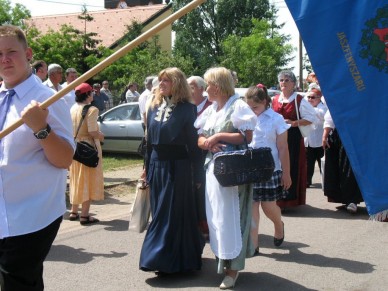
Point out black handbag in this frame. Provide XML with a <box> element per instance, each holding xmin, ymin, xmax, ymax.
<box><xmin>73</xmin><ymin>105</ymin><xmax>99</xmax><ymax>168</ymax></box>
<box><xmin>137</xmin><ymin>136</ymin><xmax>147</xmax><ymax>157</ymax></box>
<box><xmin>213</xmin><ymin>133</ymin><xmax>275</xmax><ymax>187</ymax></box>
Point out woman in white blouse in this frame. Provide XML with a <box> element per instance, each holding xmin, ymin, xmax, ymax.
<box><xmin>195</xmin><ymin>67</ymin><xmax>257</xmax><ymax>289</ymax></box>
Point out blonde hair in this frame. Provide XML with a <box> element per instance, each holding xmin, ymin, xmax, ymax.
<box><xmin>0</xmin><ymin>25</ymin><xmax>28</xmax><ymax>48</ymax></box>
<box><xmin>151</xmin><ymin>67</ymin><xmax>191</xmax><ymax>108</ymax></box>
<box><xmin>204</xmin><ymin>67</ymin><xmax>235</xmax><ymax>97</ymax></box>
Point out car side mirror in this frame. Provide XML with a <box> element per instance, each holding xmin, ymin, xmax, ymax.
<box><xmin>98</xmin><ymin>115</ymin><xmax>103</xmax><ymax>123</ymax></box>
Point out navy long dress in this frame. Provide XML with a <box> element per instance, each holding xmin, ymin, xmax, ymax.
<box><xmin>139</xmin><ymin>98</ymin><xmax>205</xmax><ymax>273</ymax></box>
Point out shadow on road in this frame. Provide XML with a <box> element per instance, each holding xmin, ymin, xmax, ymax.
<box><xmin>47</xmin><ymin>244</ymin><xmax>127</xmax><ymax>264</ymax></box>
<box><xmin>98</xmin><ymin>219</ymin><xmax>129</xmax><ymax>232</ymax></box>
<box><xmin>282</xmin><ymin>204</ymin><xmax>369</xmax><ymax>220</ymax></box>
<box><xmin>257</xmin><ymin>239</ymin><xmax>375</xmax><ymax>274</ymax></box>
<box><xmin>144</xmin><ymin>257</ymin><xmax>316</xmax><ymax>290</ymax></box>
<box><xmin>94</xmin><ymin>192</ymin><xmax>131</xmax><ymax>206</ymax></box>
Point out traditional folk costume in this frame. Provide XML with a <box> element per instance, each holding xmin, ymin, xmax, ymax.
<box><xmin>195</xmin><ymin>95</ymin><xmax>257</xmax><ymax>273</ymax></box>
<box><xmin>323</xmin><ymin>110</ymin><xmax>363</xmax><ymax>206</ymax></box>
<box><xmin>272</xmin><ymin>92</ymin><xmax>316</xmax><ymax>208</ymax></box>
<box><xmin>140</xmin><ymin>97</ymin><xmax>204</xmax><ymax>273</ymax></box>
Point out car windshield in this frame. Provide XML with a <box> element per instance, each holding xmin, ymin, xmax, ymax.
<box><xmin>103</xmin><ymin>105</ymin><xmax>138</xmax><ymax>121</ymax></box>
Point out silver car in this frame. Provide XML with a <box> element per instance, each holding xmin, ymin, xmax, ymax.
<box><xmin>235</xmin><ymin>87</ymin><xmax>280</xmax><ymax>98</ymax></box>
<box><xmin>98</xmin><ymin>102</ymin><xmax>144</xmax><ymax>154</ymax></box>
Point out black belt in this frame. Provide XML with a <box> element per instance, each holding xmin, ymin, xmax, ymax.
<box><xmin>152</xmin><ymin>144</ymin><xmax>189</xmax><ymax>160</ymax></box>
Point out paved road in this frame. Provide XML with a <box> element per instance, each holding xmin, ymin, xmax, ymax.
<box><xmin>44</xmin><ymin>166</ymin><xmax>387</xmax><ymax>291</ymax></box>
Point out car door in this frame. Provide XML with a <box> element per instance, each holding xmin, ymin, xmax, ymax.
<box><xmin>98</xmin><ymin>104</ymin><xmax>143</xmax><ymax>153</ymax></box>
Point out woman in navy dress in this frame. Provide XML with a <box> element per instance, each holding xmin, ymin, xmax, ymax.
<box><xmin>139</xmin><ymin>67</ymin><xmax>204</xmax><ymax>274</ymax></box>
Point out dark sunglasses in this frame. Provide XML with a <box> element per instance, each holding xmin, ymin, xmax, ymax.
<box><xmin>307</xmin><ymin>96</ymin><xmax>319</xmax><ymax>100</ymax></box>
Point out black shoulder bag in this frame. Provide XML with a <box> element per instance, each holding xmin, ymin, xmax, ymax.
<box><xmin>73</xmin><ymin>105</ymin><xmax>99</xmax><ymax>168</ymax></box>
<box><xmin>213</xmin><ymin>132</ymin><xmax>275</xmax><ymax>187</ymax></box>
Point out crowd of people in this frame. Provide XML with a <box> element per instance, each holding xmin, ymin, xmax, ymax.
<box><xmin>0</xmin><ymin>24</ymin><xmax>372</xmax><ymax>291</ymax></box>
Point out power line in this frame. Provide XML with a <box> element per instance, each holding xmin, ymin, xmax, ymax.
<box><xmin>34</xmin><ymin>0</ymin><xmax>103</xmax><ymax>8</ymax></box>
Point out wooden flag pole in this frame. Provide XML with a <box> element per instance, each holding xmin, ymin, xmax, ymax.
<box><xmin>0</xmin><ymin>0</ymin><xmax>206</xmax><ymax>139</ymax></box>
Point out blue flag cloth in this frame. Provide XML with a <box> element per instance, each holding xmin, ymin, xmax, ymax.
<box><xmin>284</xmin><ymin>0</ymin><xmax>388</xmax><ymax>220</ymax></box>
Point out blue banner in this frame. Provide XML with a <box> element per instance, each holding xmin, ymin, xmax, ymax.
<box><xmin>284</xmin><ymin>0</ymin><xmax>388</xmax><ymax>218</ymax></box>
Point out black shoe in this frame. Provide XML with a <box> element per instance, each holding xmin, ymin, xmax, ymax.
<box><xmin>253</xmin><ymin>247</ymin><xmax>260</xmax><ymax>256</ymax></box>
<box><xmin>80</xmin><ymin>216</ymin><xmax>99</xmax><ymax>225</ymax></box>
<box><xmin>274</xmin><ymin>222</ymin><xmax>284</xmax><ymax>247</ymax></box>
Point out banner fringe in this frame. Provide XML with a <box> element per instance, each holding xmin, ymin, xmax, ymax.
<box><xmin>369</xmin><ymin>209</ymin><xmax>388</xmax><ymax>222</ymax></box>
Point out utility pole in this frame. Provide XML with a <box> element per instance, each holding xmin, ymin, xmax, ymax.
<box><xmin>299</xmin><ymin>34</ymin><xmax>303</xmax><ymax>91</ymax></box>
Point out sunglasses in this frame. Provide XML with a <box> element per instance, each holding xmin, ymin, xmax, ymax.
<box><xmin>307</xmin><ymin>96</ymin><xmax>319</xmax><ymax>100</ymax></box>
<box><xmin>279</xmin><ymin>79</ymin><xmax>290</xmax><ymax>83</ymax></box>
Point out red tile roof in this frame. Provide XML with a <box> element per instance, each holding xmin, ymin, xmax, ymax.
<box><xmin>26</xmin><ymin>4</ymin><xmax>167</xmax><ymax>48</ymax></box>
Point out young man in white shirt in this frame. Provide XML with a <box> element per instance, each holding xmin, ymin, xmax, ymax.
<box><xmin>0</xmin><ymin>25</ymin><xmax>75</xmax><ymax>290</ymax></box>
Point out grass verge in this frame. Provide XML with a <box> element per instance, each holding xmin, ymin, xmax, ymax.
<box><xmin>102</xmin><ymin>152</ymin><xmax>143</xmax><ymax>172</ymax></box>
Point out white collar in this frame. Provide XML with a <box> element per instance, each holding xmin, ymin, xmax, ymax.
<box><xmin>278</xmin><ymin>92</ymin><xmax>297</xmax><ymax>103</ymax></box>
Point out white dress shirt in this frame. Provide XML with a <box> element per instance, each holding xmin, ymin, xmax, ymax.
<box><xmin>61</xmin><ymin>82</ymin><xmax>76</xmax><ymax>110</ymax></box>
<box><xmin>304</xmin><ymin>102</ymin><xmax>328</xmax><ymax>148</ymax></box>
<box><xmin>0</xmin><ymin>74</ymin><xmax>75</xmax><ymax>238</ymax></box>
<box><xmin>323</xmin><ymin>110</ymin><xmax>335</xmax><ymax>129</ymax></box>
<box><xmin>43</xmin><ymin>78</ymin><xmax>63</xmax><ymax>92</ymax></box>
<box><xmin>196</xmin><ymin>97</ymin><xmax>209</xmax><ymax>114</ymax></box>
<box><xmin>138</xmin><ymin>89</ymin><xmax>151</xmax><ymax>115</ymax></box>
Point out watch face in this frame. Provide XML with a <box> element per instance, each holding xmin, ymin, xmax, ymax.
<box><xmin>34</xmin><ymin>124</ymin><xmax>51</xmax><ymax>139</ymax></box>
<box><xmin>37</xmin><ymin>131</ymin><xmax>49</xmax><ymax>139</ymax></box>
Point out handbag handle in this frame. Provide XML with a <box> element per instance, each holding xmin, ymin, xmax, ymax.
<box><xmin>239</xmin><ymin>130</ymin><xmax>250</xmax><ymax>149</ymax></box>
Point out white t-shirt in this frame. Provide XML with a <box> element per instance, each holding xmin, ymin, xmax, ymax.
<box><xmin>126</xmin><ymin>90</ymin><xmax>140</xmax><ymax>103</ymax></box>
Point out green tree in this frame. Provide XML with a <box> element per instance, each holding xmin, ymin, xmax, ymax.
<box><xmin>27</xmin><ymin>24</ymin><xmax>93</xmax><ymax>73</ymax></box>
<box><xmin>303</xmin><ymin>52</ymin><xmax>313</xmax><ymax>74</ymax></box>
<box><xmin>73</xmin><ymin>6</ymin><xmax>102</xmax><ymax>73</ymax></box>
<box><xmin>87</xmin><ymin>35</ymin><xmax>195</xmax><ymax>103</ymax></box>
<box><xmin>25</xmin><ymin>12</ymin><xmax>194</xmax><ymax>104</ymax></box>
<box><xmin>172</xmin><ymin>0</ymin><xmax>274</xmax><ymax>74</ymax></box>
<box><xmin>0</xmin><ymin>0</ymin><xmax>30</xmax><ymax>27</ymax></box>
<box><xmin>221</xmin><ymin>19</ymin><xmax>294</xmax><ymax>87</ymax></box>
<box><xmin>82</xmin><ymin>21</ymin><xmax>194</xmax><ymax>104</ymax></box>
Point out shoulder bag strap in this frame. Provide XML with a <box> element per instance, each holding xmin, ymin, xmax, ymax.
<box><xmin>294</xmin><ymin>95</ymin><xmax>304</xmax><ymax>121</ymax></box>
<box><xmin>74</xmin><ymin>104</ymin><xmax>92</xmax><ymax>139</ymax></box>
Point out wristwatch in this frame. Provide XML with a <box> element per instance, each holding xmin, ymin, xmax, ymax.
<box><xmin>34</xmin><ymin>124</ymin><xmax>51</xmax><ymax>139</ymax></box>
